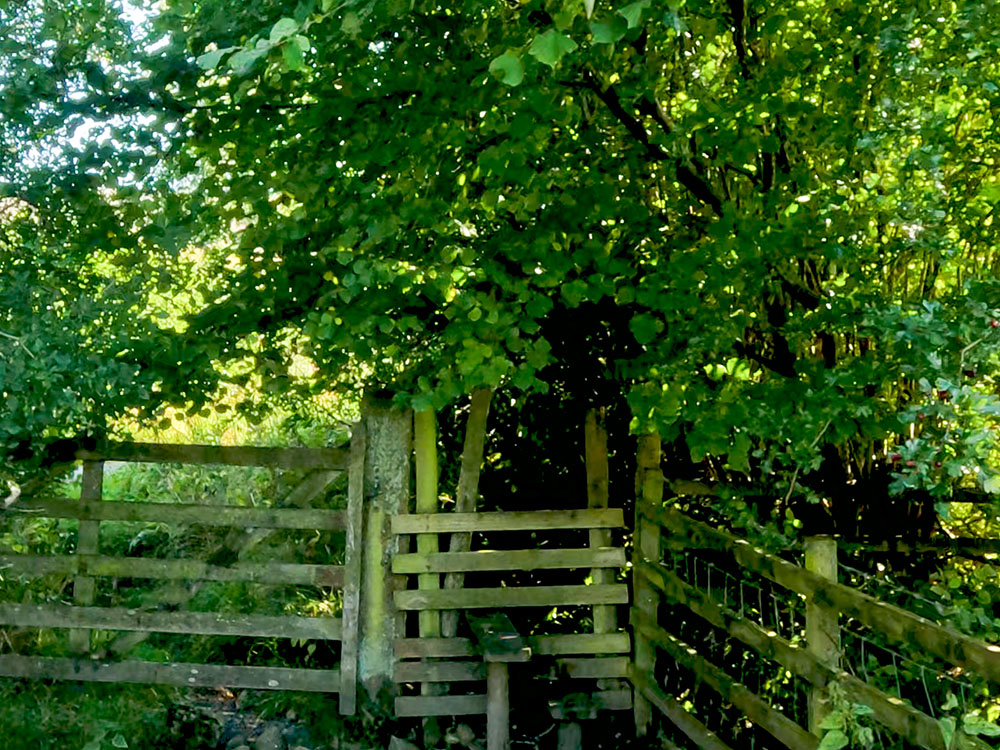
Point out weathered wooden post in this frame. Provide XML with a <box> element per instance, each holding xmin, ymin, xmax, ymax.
<box><xmin>585</xmin><ymin>409</ymin><xmax>615</xmax><ymax>636</ymax></box>
<box><xmin>71</xmin><ymin>459</ymin><xmax>103</xmax><ymax>652</ymax></box>
<box><xmin>339</xmin><ymin>421</ymin><xmax>366</xmax><ymax>715</ymax></box>
<box><xmin>632</xmin><ymin>433</ymin><xmax>662</xmax><ymax>736</ymax></box>
<box><xmin>805</xmin><ymin>535</ymin><xmax>840</xmax><ymax>734</ymax></box>
<box><xmin>413</xmin><ymin>407</ymin><xmax>442</xmax><ymax>744</ymax></box>
<box><xmin>358</xmin><ymin>393</ymin><xmax>412</xmax><ymax>704</ymax></box>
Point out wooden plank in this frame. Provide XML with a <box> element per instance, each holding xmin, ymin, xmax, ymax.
<box><xmin>633</xmin><ymin>433</ymin><xmax>662</xmax><ymax>735</ymax></box>
<box><xmin>394</xmin><ymin>509</ymin><xmax>625</xmax><ymax>535</ymax></box>
<box><xmin>396</xmin><ymin>585</ymin><xmax>628</xmax><ymax>611</ymax></box>
<box><xmin>77</xmin><ymin>442</ymin><xmax>349</xmax><ymax>470</ymax></box>
<box><xmin>0</xmin><ymin>603</ymin><xmax>341</xmax><ymax>640</ymax></box>
<box><xmin>338</xmin><ymin>421</ymin><xmax>365</xmax><ymax>715</ymax></box>
<box><xmin>0</xmin><ymin>554</ymin><xmax>344</xmax><ymax>587</ymax></box>
<box><xmin>649</xmin><ymin>505</ymin><xmax>1000</xmax><ymax>683</ymax></box>
<box><xmin>395</xmin><ymin>694</ymin><xmax>488</xmax><ymax>717</ymax></box>
<box><xmin>395</xmin><ymin>638</ymin><xmax>477</xmax><ymax>659</ymax></box>
<box><xmin>547</xmin><ymin>690</ymin><xmax>633</xmax><ymax>719</ymax></box>
<box><xmin>635</xmin><ymin>561</ymin><xmax>993</xmax><ymax>750</ymax></box>
<box><xmin>530</xmin><ymin>633</ymin><xmax>631</xmax><ymax>655</ymax></box>
<box><xmin>634</xmin><ymin>614</ymin><xmax>819</xmax><ymax>750</ymax></box>
<box><xmin>393</xmin><ymin>548</ymin><xmax>626</xmax><ymax>574</ymax></box>
<box><xmin>72</xmin><ymin>460</ymin><xmax>102</xmax><ymax>652</ymax></box>
<box><xmin>467</xmin><ymin>612</ymin><xmax>530</xmax><ymax>662</ymax></box>
<box><xmin>13</xmin><ymin>499</ymin><xmax>346</xmax><ymax>530</ymax></box>
<box><xmin>548</xmin><ymin>657</ymin><xmax>630</xmax><ymax>680</ymax></box>
<box><xmin>395</xmin><ymin>633</ymin><xmax>631</xmax><ymax>659</ymax></box>
<box><xmin>0</xmin><ymin>654</ymin><xmax>340</xmax><ymax>692</ymax></box>
<box><xmin>394</xmin><ymin>661</ymin><xmax>486</xmax><ymax>683</ymax></box>
<box><xmin>630</xmin><ymin>669</ymin><xmax>735</xmax><ymax>750</ymax></box>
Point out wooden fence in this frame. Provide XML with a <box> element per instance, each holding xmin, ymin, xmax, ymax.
<box><xmin>0</xmin><ymin>438</ymin><xmax>365</xmax><ymax>715</ymax></box>
<box><xmin>389</xmin><ymin>407</ymin><xmax>633</xmax><ymax>726</ymax></box>
<box><xmin>631</xmin><ymin>438</ymin><xmax>1000</xmax><ymax>750</ymax></box>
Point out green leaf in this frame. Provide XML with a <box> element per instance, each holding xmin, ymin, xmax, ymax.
<box><xmin>269</xmin><ymin>17</ymin><xmax>299</xmax><ymax>43</ymax></box>
<box><xmin>528</xmin><ymin>30</ymin><xmax>578</xmax><ymax>68</ymax></box>
<box><xmin>939</xmin><ymin>717</ymin><xmax>956</xmax><ymax>749</ymax></box>
<box><xmin>590</xmin><ymin>16</ymin><xmax>628</xmax><ymax>44</ymax></box>
<box><xmin>983</xmin><ymin>473</ymin><xmax>1000</xmax><ymax>494</ymax></box>
<box><xmin>342</xmin><ymin>11</ymin><xmax>362</xmax><ymax>37</ymax></box>
<box><xmin>618</xmin><ymin>0</ymin><xmax>651</xmax><ymax>28</ymax></box>
<box><xmin>488</xmin><ymin>52</ymin><xmax>524</xmax><ymax>86</ymax></box>
<box><xmin>584</xmin><ymin>0</ymin><xmax>596</xmax><ymax>17</ymax></box>
<box><xmin>963</xmin><ymin>713</ymin><xmax>1000</xmax><ymax>737</ymax></box>
<box><xmin>817</xmin><ymin>730</ymin><xmax>849</xmax><ymax>750</ymax></box>
<box><xmin>196</xmin><ymin>47</ymin><xmax>237</xmax><ymax>70</ymax></box>
<box><xmin>111</xmin><ymin>734</ymin><xmax>129</xmax><ymax>749</ymax></box>
<box><xmin>630</xmin><ymin>314</ymin><xmax>662</xmax><ymax>345</ymax></box>
<box><xmin>228</xmin><ymin>46</ymin><xmax>269</xmax><ymax>76</ymax></box>
<box><xmin>282</xmin><ymin>36</ymin><xmax>309</xmax><ymax>70</ymax></box>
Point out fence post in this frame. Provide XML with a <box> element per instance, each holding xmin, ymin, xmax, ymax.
<box><xmin>633</xmin><ymin>432</ymin><xmax>662</xmax><ymax>736</ymax></box>
<box><xmin>339</xmin><ymin>421</ymin><xmax>366</xmax><ymax>715</ymax></box>
<box><xmin>585</xmin><ymin>409</ymin><xmax>616</xmax><ymax>636</ymax></box>
<box><xmin>805</xmin><ymin>535</ymin><xmax>840</xmax><ymax>734</ymax></box>
<box><xmin>71</xmin><ymin>460</ymin><xmax>103</xmax><ymax>652</ymax></box>
<box><xmin>413</xmin><ymin>407</ymin><xmax>443</xmax><ymax>744</ymax></box>
<box><xmin>358</xmin><ymin>393</ymin><xmax>412</xmax><ymax>705</ymax></box>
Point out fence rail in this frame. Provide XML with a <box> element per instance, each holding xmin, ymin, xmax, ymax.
<box><xmin>0</xmin><ymin>440</ymin><xmax>361</xmax><ymax>712</ymax></box>
<box><xmin>632</xmin><ymin>480</ymin><xmax>1000</xmax><ymax>750</ymax></box>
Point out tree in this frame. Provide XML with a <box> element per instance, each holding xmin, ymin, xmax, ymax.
<box><xmin>3</xmin><ymin>0</ymin><xmax>1000</xmax><ymax>535</ymax></box>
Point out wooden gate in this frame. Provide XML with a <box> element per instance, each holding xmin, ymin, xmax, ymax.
<box><xmin>0</xmin><ymin>436</ymin><xmax>365</xmax><ymax>715</ymax></box>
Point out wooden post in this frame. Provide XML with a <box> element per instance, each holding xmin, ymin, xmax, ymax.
<box><xmin>339</xmin><ymin>422</ymin><xmax>366</xmax><ymax>715</ymax></box>
<box><xmin>585</xmin><ymin>409</ymin><xmax>615</xmax><ymax>636</ymax></box>
<box><xmin>441</xmin><ymin>388</ymin><xmax>493</xmax><ymax>638</ymax></box>
<box><xmin>633</xmin><ymin>433</ymin><xmax>662</xmax><ymax>736</ymax></box>
<box><xmin>358</xmin><ymin>394</ymin><xmax>411</xmax><ymax>703</ymax></box>
<box><xmin>414</xmin><ymin>408</ymin><xmax>442</xmax><ymax>744</ymax></box>
<box><xmin>805</xmin><ymin>535</ymin><xmax>840</xmax><ymax>734</ymax></box>
<box><xmin>71</xmin><ymin>460</ymin><xmax>103</xmax><ymax>652</ymax></box>
<box><xmin>486</xmin><ymin>662</ymin><xmax>510</xmax><ymax>750</ymax></box>
<box><xmin>414</xmin><ymin>408</ymin><xmax>441</xmax><ymax>641</ymax></box>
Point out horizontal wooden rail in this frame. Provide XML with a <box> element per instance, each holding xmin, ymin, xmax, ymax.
<box><xmin>392</xmin><ymin>509</ymin><xmax>624</xmax><ymax>535</ymax></box>
<box><xmin>0</xmin><ymin>554</ymin><xmax>344</xmax><ymax>587</ymax></box>
<box><xmin>633</xmin><ymin>611</ymin><xmax>819</xmax><ymax>750</ymax></box>
<box><xmin>395</xmin><ymin>584</ymin><xmax>628</xmax><ymax>610</ymax></box>
<box><xmin>0</xmin><ymin>655</ymin><xmax>340</xmax><ymax>691</ymax></box>
<box><xmin>395</xmin><ymin>661</ymin><xmax>485</xmax><ymax>683</ymax></box>
<box><xmin>0</xmin><ymin>603</ymin><xmax>342</xmax><ymax>641</ymax></box>
<box><xmin>636</xmin><ymin>559</ymin><xmax>993</xmax><ymax>750</ymax></box>
<box><xmin>395</xmin><ymin>632</ymin><xmax>631</xmax><ymax>659</ymax></box>
<box><xmin>396</xmin><ymin>694</ymin><xmax>488</xmax><ymax>717</ymax></box>
<box><xmin>12</xmin><ymin>499</ymin><xmax>346</xmax><ymax>530</ymax></box>
<box><xmin>393</xmin><ymin>656</ymin><xmax>629</xmax><ymax>684</ymax></box>
<box><xmin>630</xmin><ymin>669</ymin><xmax>735</xmax><ymax>750</ymax></box>
<box><xmin>77</xmin><ymin>442</ymin><xmax>349</xmax><ymax>470</ymax></box>
<box><xmin>547</xmin><ymin>656</ymin><xmax>630</xmax><ymax>679</ymax></box>
<box><xmin>392</xmin><ymin>547</ymin><xmax>625</xmax><ymax>574</ymax></box>
<box><xmin>647</xmin><ymin>505</ymin><xmax>1000</xmax><ymax>683</ymax></box>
